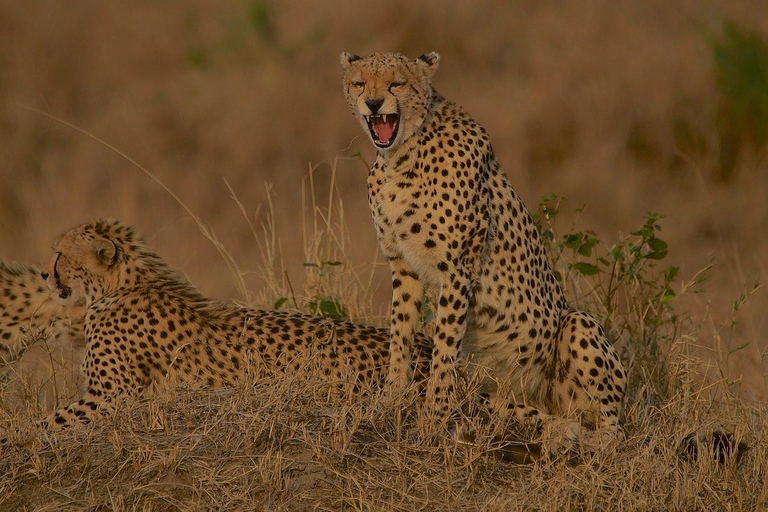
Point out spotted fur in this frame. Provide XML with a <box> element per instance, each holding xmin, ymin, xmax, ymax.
<box><xmin>341</xmin><ymin>52</ymin><xmax>626</xmax><ymax>441</ymax></box>
<box><xmin>40</xmin><ymin>219</ymin><xmax>431</xmax><ymax>427</ymax></box>
<box><xmin>0</xmin><ymin>262</ymin><xmax>84</xmax><ymax>367</ymax></box>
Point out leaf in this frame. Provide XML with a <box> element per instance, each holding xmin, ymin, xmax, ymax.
<box><xmin>644</xmin><ymin>249</ymin><xmax>668</xmax><ymax>260</ymax></box>
<box><xmin>318</xmin><ymin>298</ymin><xmax>348</xmax><ymax>319</ymax></box>
<box><xmin>728</xmin><ymin>342</ymin><xmax>750</xmax><ymax>355</ymax></box>
<box><xmin>310</xmin><ymin>295</ymin><xmax>348</xmax><ymax>320</ymax></box>
<box><xmin>303</xmin><ymin>262</ymin><xmax>319</xmax><ymax>268</ymax></box>
<box><xmin>322</xmin><ymin>260</ymin><xmax>342</xmax><ymax>267</ymax></box>
<box><xmin>564</xmin><ymin>233</ymin><xmax>583</xmax><ymax>250</ymax></box>
<box><xmin>421</xmin><ymin>307</ymin><xmax>435</xmax><ymax>326</ymax></box>
<box><xmin>578</xmin><ymin>238</ymin><xmax>598</xmax><ymax>257</ymax></box>
<box><xmin>274</xmin><ymin>297</ymin><xmax>288</xmax><ymax>309</ymax></box>
<box><xmin>543</xmin><ymin>206</ymin><xmax>557</xmax><ymax>217</ymax></box>
<box><xmin>647</xmin><ymin>237</ymin><xmax>668</xmax><ymax>252</ymax></box>
<box><xmin>665</xmin><ymin>266</ymin><xmax>680</xmax><ymax>282</ymax></box>
<box><xmin>572</xmin><ymin>262</ymin><xmax>599</xmax><ymax>276</ymax></box>
<box><xmin>564</xmin><ymin>232</ymin><xmax>598</xmax><ymax>257</ymax></box>
<box><xmin>609</xmin><ymin>245</ymin><xmax>625</xmax><ymax>261</ymax></box>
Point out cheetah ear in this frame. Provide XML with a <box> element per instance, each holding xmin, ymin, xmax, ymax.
<box><xmin>340</xmin><ymin>52</ymin><xmax>361</xmax><ymax>69</ymax></box>
<box><xmin>91</xmin><ymin>237</ymin><xmax>117</xmax><ymax>267</ymax></box>
<box><xmin>415</xmin><ymin>52</ymin><xmax>440</xmax><ymax>77</ymax></box>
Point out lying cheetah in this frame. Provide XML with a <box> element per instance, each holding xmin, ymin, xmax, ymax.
<box><xmin>40</xmin><ymin>218</ymin><xmax>431</xmax><ymax>427</ymax></box>
<box><xmin>341</xmin><ymin>52</ymin><xmax>626</xmax><ymax>441</ymax></box>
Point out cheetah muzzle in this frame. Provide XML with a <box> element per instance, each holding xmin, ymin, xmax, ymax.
<box><xmin>40</xmin><ymin>255</ymin><xmax>73</xmax><ymax>301</ymax></box>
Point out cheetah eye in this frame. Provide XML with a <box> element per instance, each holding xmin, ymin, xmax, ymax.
<box><xmin>352</xmin><ymin>81</ymin><xmax>365</xmax><ymax>89</ymax></box>
<box><xmin>389</xmin><ymin>81</ymin><xmax>406</xmax><ymax>90</ymax></box>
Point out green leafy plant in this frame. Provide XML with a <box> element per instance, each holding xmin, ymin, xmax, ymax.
<box><xmin>307</xmin><ymin>295</ymin><xmax>348</xmax><ymax>320</ymax></box>
<box><xmin>183</xmin><ymin>9</ymin><xmax>210</xmax><ymax>68</ymax></box>
<box><xmin>186</xmin><ymin>46</ymin><xmax>209</xmax><ymax>68</ymax></box>
<box><xmin>302</xmin><ymin>260</ymin><xmax>349</xmax><ymax>320</ymax></box>
<box><xmin>247</xmin><ymin>0</ymin><xmax>275</xmax><ymax>44</ymax></box>
<box><xmin>418</xmin><ymin>296</ymin><xmax>435</xmax><ymax>331</ymax></box>
<box><xmin>533</xmin><ymin>196</ymin><xmax>703</xmax><ymax>403</ymax></box>
<box><xmin>271</xmin><ymin>260</ymin><xmax>349</xmax><ymax>320</ymax></box>
<box><xmin>712</xmin><ymin>20</ymin><xmax>768</xmax><ymax>180</ymax></box>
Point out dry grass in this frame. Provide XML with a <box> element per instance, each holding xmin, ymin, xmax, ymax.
<box><xmin>0</xmin><ymin>350</ymin><xmax>765</xmax><ymax>511</ymax></box>
<box><xmin>1</xmin><ymin>158</ymin><xmax>766</xmax><ymax>511</ymax></box>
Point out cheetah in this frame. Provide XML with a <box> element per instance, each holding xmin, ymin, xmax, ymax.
<box><xmin>0</xmin><ymin>261</ymin><xmax>84</xmax><ymax>367</ymax></box>
<box><xmin>39</xmin><ymin>218</ymin><xmax>432</xmax><ymax>427</ymax></box>
<box><xmin>341</xmin><ymin>52</ymin><xmax>627</xmax><ymax>443</ymax></box>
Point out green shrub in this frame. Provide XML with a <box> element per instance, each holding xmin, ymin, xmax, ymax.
<box><xmin>533</xmin><ymin>196</ymin><xmax>698</xmax><ymax>405</ymax></box>
<box><xmin>712</xmin><ymin>20</ymin><xmax>768</xmax><ymax>179</ymax></box>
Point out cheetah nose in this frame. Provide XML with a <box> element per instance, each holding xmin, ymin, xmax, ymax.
<box><xmin>365</xmin><ymin>98</ymin><xmax>384</xmax><ymax>114</ymax></box>
<box><xmin>41</xmin><ymin>271</ymin><xmax>48</xmax><ymax>280</ymax></box>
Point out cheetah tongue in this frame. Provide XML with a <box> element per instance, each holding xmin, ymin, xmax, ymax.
<box><xmin>372</xmin><ymin>115</ymin><xmax>396</xmax><ymax>144</ymax></box>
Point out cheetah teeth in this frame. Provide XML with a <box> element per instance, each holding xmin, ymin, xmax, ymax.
<box><xmin>364</xmin><ymin>113</ymin><xmax>400</xmax><ymax>147</ymax></box>
<box><xmin>365</xmin><ymin>114</ymin><xmax>394</xmax><ymax>122</ymax></box>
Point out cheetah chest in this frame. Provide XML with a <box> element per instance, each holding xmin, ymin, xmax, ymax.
<box><xmin>368</xmin><ymin>159</ymin><xmax>444</xmax><ymax>287</ymax></box>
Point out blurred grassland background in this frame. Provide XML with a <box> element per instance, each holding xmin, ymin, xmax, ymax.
<box><xmin>0</xmin><ymin>0</ymin><xmax>766</xmax><ymax>401</ymax></box>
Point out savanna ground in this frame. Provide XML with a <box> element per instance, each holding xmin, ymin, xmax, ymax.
<box><xmin>0</xmin><ymin>1</ymin><xmax>767</xmax><ymax>510</ymax></box>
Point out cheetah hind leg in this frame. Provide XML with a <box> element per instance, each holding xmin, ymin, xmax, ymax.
<box><xmin>485</xmin><ymin>397</ymin><xmax>583</xmax><ymax>458</ymax></box>
<box><xmin>551</xmin><ymin>309</ymin><xmax>627</xmax><ymax>450</ymax></box>
<box><xmin>473</xmin><ymin>310</ymin><xmax>628</xmax><ymax>458</ymax></box>
<box><xmin>473</xmin><ymin>396</ymin><xmax>620</xmax><ymax>460</ymax></box>
<box><xmin>447</xmin><ymin>394</ymin><xmax>581</xmax><ymax>461</ymax></box>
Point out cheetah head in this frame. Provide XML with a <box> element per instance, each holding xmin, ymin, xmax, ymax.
<box><xmin>42</xmin><ymin>219</ymin><xmax>128</xmax><ymax>306</ymax></box>
<box><xmin>340</xmin><ymin>51</ymin><xmax>439</xmax><ymax>152</ymax></box>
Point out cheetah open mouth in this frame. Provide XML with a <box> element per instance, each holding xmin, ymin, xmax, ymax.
<box><xmin>364</xmin><ymin>114</ymin><xmax>400</xmax><ymax>148</ymax></box>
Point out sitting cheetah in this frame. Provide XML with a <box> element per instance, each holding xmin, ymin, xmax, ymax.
<box><xmin>0</xmin><ymin>262</ymin><xmax>84</xmax><ymax>367</ymax></box>
<box><xmin>39</xmin><ymin>218</ymin><xmax>432</xmax><ymax>427</ymax></box>
<box><xmin>341</xmin><ymin>52</ymin><xmax>626</xmax><ymax>441</ymax></box>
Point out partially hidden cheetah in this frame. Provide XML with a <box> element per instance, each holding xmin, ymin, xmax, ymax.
<box><xmin>39</xmin><ymin>218</ymin><xmax>432</xmax><ymax>427</ymax></box>
<box><xmin>0</xmin><ymin>261</ymin><xmax>84</xmax><ymax>367</ymax></box>
<box><xmin>341</xmin><ymin>52</ymin><xmax>626</xmax><ymax>443</ymax></box>
<box><xmin>0</xmin><ymin>262</ymin><xmax>86</xmax><ymax>408</ymax></box>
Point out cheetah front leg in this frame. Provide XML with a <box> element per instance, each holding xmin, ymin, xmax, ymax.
<box><xmin>386</xmin><ymin>255</ymin><xmax>425</xmax><ymax>390</ymax></box>
<box><xmin>427</xmin><ymin>266</ymin><xmax>474</xmax><ymax>424</ymax></box>
<box><xmin>426</xmin><ymin>204</ymin><xmax>489</xmax><ymax>424</ymax></box>
<box><xmin>42</xmin><ymin>390</ymin><xmax>117</xmax><ymax>428</ymax></box>
<box><xmin>42</xmin><ymin>349</ymin><xmax>144</xmax><ymax>428</ymax></box>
